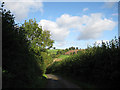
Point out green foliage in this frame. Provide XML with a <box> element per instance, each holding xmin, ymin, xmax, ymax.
<box><xmin>57</xmin><ymin>55</ymin><xmax>70</xmax><ymax>59</ymax></box>
<box><xmin>47</xmin><ymin>49</ymin><xmax>61</xmax><ymax>58</ymax></box>
<box><xmin>65</xmin><ymin>48</ymin><xmax>69</xmax><ymax>52</ymax></box>
<box><xmin>56</xmin><ymin>50</ymin><xmax>62</xmax><ymax>55</ymax></box>
<box><xmin>21</xmin><ymin>19</ymin><xmax>54</xmax><ymax>50</ymax></box>
<box><xmin>41</xmin><ymin>52</ymin><xmax>53</xmax><ymax>68</ymax></box>
<box><xmin>50</xmin><ymin>54</ymin><xmax>56</xmax><ymax>58</ymax></box>
<box><xmin>73</xmin><ymin>52</ymin><xmax>75</xmax><ymax>55</ymax></box>
<box><xmin>70</xmin><ymin>52</ymin><xmax>73</xmax><ymax>55</ymax></box>
<box><xmin>69</xmin><ymin>46</ymin><xmax>75</xmax><ymax>50</ymax></box>
<box><xmin>47</xmin><ymin>37</ymin><xmax>120</xmax><ymax>88</ymax></box>
<box><xmin>56</xmin><ymin>49</ymin><xmax>66</xmax><ymax>55</ymax></box>
<box><xmin>76</xmin><ymin>47</ymin><xmax>78</xmax><ymax>49</ymax></box>
<box><xmin>77</xmin><ymin>51</ymin><xmax>82</xmax><ymax>54</ymax></box>
<box><xmin>48</xmin><ymin>49</ymin><xmax>67</xmax><ymax>56</ymax></box>
<box><xmin>21</xmin><ymin>17</ymin><xmax>54</xmax><ymax>75</ymax></box>
<box><xmin>2</xmin><ymin>3</ymin><xmax>49</xmax><ymax>88</ymax></box>
<box><xmin>47</xmin><ymin>49</ymin><xmax>59</xmax><ymax>55</ymax></box>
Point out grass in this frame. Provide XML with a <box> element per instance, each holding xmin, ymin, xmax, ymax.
<box><xmin>30</xmin><ymin>74</ymin><xmax>48</xmax><ymax>88</ymax></box>
<box><xmin>47</xmin><ymin>49</ymin><xmax>59</xmax><ymax>55</ymax></box>
<box><xmin>57</xmin><ymin>55</ymin><xmax>70</xmax><ymax>59</ymax></box>
<box><xmin>43</xmin><ymin>74</ymin><xmax>48</xmax><ymax>79</ymax></box>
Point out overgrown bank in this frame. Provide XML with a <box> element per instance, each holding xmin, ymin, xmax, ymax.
<box><xmin>47</xmin><ymin>37</ymin><xmax>120</xmax><ymax>88</ymax></box>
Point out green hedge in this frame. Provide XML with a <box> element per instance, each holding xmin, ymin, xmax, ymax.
<box><xmin>47</xmin><ymin>37</ymin><xmax>120</xmax><ymax>88</ymax></box>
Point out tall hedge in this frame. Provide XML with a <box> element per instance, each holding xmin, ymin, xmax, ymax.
<box><xmin>47</xmin><ymin>37</ymin><xmax>120</xmax><ymax>88</ymax></box>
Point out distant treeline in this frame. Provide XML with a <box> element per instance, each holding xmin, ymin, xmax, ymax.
<box><xmin>47</xmin><ymin>37</ymin><xmax>120</xmax><ymax>88</ymax></box>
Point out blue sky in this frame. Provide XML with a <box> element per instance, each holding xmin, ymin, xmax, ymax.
<box><xmin>2</xmin><ymin>0</ymin><xmax>119</xmax><ymax>49</ymax></box>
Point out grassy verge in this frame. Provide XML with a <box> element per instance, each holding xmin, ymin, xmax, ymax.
<box><xmin>31</xmin><ymin>74</ymin><xmax>48</xmax><ymax>88</ymax></box>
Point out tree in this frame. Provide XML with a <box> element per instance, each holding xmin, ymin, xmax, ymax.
<box><xmin>76</xmin><ymin>47</ymin><xmax>78</xmax><ymax>50</ymax></box>
<box><xmin>73</xmin><ymin>52</ymin><xmax>75</xmax><ymax>55</ymax></box>
<box><xmin>69</xmin><ymin>46</ymin><xmax>75</xmax><ymax>50</ymax></box>
<box><xmin>65</xmin><ymin>48</ymin><xmax>69</xmax><ymax>52</ymax></box>
<box><xmin>69</xmin><ymin>47</ymin><xmax>72</xmax><ymax>50</ymax></box>
<box><xmin>21</xmin><ymin>19</ymin><xmax>54</xmax><ymax>51</ymax></box>
<box><xmin>21</xmin><ymin>19</ymin><xmax>54</xmax><ymax>76</ymax></box>
<box><xmin>53</xmin><ymin>47</ymin><xmax>56</xmax><ymax>49</ymax></box>
<box><xmin>71</xmin><ymin>46</ymin><xmax>75</xmax><ymax>50</ymax></box>
<box><xmin>56</xmin><ymin>50</ymin><xmax>62</xmax><ymax>55</ymax></box>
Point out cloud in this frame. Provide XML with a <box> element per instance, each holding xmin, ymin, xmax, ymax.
<box><xmin>39</xmin><ymin>13</ymin><xmax>116</xmax><ymax>42</ymax></box>
<box><xmin>39</xmin><ymin>19</ymin><xmax>70</xmax><ymax>42</ymax></box>
<box><xmin>2</xmin><ymin>0</ymin><xmax>43</xmax><ymax>21</ymax></box>
<box><xmin>103</xmin><ymin>2</ymin><xmax>117</xmax><ymax>8</ymax></box>
<box><xmin>112</xmin><ymin>13</ymin><xmax>118</xmax><ymax>16</ymax></box>
<box><xmin>53</xmin><ymin>41</ymin><xmax>80</xmax><ymax>49</ymax></box>
<box><xmin>56</xmin><ymin>14</ymin><xmax>82</xmax><ymax>29</ymax></box>
<box><xmin>78</xmin><ymin>13</ymin><xmax>116</xmax><ymax>40</ymax></box>
<box><xmin>83</xmin><ymin>8</ymin><xmax>89</xmax><ymax>12</ymax></box>
<box><xmin>55</xmin><ymin>41</ymin><xmax>66</xmax><ymax>47</ymax></box>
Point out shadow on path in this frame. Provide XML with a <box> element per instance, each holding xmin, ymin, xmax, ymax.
<box><xmin>46</xmin><ymin>74</ymin><xmax>81</xmax><ymax>88</ymax></box>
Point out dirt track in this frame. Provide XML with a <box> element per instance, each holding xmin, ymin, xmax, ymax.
<box><xmin>53</xmin><ymin>58</ymin><xmax>62</xmax><ymax>62</ymax></box>
<box><xmin>46</xmin><ymin>74</ymin><xmax>81</xmax><ymax>88</ymax></box>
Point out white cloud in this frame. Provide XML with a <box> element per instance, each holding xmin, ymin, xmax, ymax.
<box><xmin>53</xmin><ymin>41</ymin><xmax>80</xmax><ymax>49</ymax></box>
<box><xmin>2</xmin><ymin>0</ymin><xmax>43</xmax><ymax>21</ymax></box>
<box><xmin>112</xmin><ymin>13</ymin><xmax>118</xmax><ymax>16</ymax></box>
<box><xmin>56</xmin><ymin>14</ymin><xmax>82</xmax><ymax>29</ymax></box>
<box><xmin>78</xmin><ymin>13</ymin><xmax>116</xmax><ymax>40</ymax></box>
<box><xmin>39</xmin><ymin>19</ymin><xmax>70</xmax><ymax>42</ymax></box>
<box><xmin>55</xmin><ymin>42</ymin><xmax>66</xmax><ymax>47</ymax></box>
<box><xmin>103</xmin><ymin>2</ymin><xmax>117</xmax><ymax>8</ymax></box>
<box><xmin>83</xmin><ymin>8</ymin><xmax>89</xmax><ymax>12</ymax></box>
<box><xmin>39</xmin><ymin>13</ymin><xmax>116</xmax><ymax>42</ymax></box>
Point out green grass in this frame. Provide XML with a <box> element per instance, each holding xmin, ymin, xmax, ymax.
<box><xmin>43</xmin><ymin>74</ymin><xmax>48</xmax><ymax>79</ymax></box>
<box><xmin>57</xmin><ymin>55</ymin><xmax>70</xmax><ymax>59</ymax></box>
<box><xmin>31</xmin><ymin>74</ymin><xmax>48</xmax><ymax>88</ymax></box>
<box><xmin>47</xmin><ymin>49</ymin><xmax>59</xmax><ymax>55</ymax></box>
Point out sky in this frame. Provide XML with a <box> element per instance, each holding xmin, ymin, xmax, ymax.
<box><xmin>1</xmin><ymin>0</ymin><xmax>119</xmax><ymax>49</ymax></box>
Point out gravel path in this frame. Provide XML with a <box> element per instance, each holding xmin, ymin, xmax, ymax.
<box><xmin>46</xmin><ymin>74</ymin><xmax>81</xmax><ymax>88</ymax></box>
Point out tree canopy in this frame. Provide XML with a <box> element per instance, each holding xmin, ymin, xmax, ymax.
<box><xmin>21</xmin><ymin>19</ymin><xmax>54</xmax><ymax>51</ymax></box>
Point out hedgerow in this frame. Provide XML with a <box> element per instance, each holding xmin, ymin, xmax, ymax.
<box><xmin>47</xmin><ymin>37</ymin><xmax>120</xmax><ymax>88</ymax></box>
